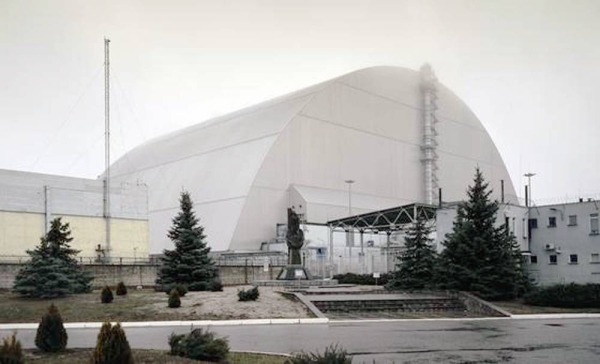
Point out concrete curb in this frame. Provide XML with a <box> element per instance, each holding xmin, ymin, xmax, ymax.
<box><xmin>330</xmin><ymin>313</ymin><xmax>600</xmax><ymax>324</ymax></box>
<box><xmin>2</xmin><ymin>314</ymin><xmax>599</xmax><ymax>330</ymax></box>
<box><xmin>0</xmin><ymin>318</ymin><xmax>329</xmax><ymax>331</ymax></box>
<box><xmin>510</xmin><ymin>313</ymin><xmax>600</xmax><ymax>319</ymax></box>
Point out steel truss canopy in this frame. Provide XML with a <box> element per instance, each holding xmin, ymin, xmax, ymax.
<box><xmin>327</xmin><ymin>203</ymin><xmax>437</xmax><ymax>234</ymax></box>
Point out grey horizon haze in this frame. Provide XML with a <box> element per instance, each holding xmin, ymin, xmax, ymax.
<box><xmin>1</xmin><ymin>0</ymin><xmax>599</xmax><ymax>204</ymax></box>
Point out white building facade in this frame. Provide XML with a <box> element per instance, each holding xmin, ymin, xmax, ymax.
<box><xmin>436</xmin><ymin>199</ymin><xmax>600</xmax><ymax>286</ymax></box>
<box><xmin>527</xmin><ymin>200</ymin><xmax>600</xmax><ymax>285</ymax></box>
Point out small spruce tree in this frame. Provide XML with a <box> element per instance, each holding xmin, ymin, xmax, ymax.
<box><xmin>92</xmin><ymin>322</ymin><xmax>112</xmax><ymax>363</ymax></box>
<box><xmin>156</xmin><ymin>191</ymin><xmax>217</xmax><ymax>292</ymax></box>
<box><xmin>0</xmin><ymin>333</ymin><xmax>24</xmax><ymax>364</ymax></box>
<box><xmin>35</xmin><ymin>304</ymin><xmax>68</xmax><ymax>352</ymax></box>
<box><xmin>92</xmin><ymin>322</ymin><xmax>133</xmax><ymax>364</ymax></box>
<box><xmin>387</xmin><ymin>217</ymin><xmax>438</xmax><ymax>290</ymax></box>
<box><xmin>116</xmin><ymin>282</ymin><xmax>127</xmax><ymax>296</ymax></box>
<box><xmin>101</xmin><ymin>286</ymin><xmax>114</xmax><ymax>304</ymax></box>
<box><xmin>168</xmin><ymin>288</ymin><xmax>181</xmax><ymax>308</ymax></box>
<box><xmin>13</xmin><ymin>218</ymin><xmax>92</xmax><ymax>298</ymax></box>
<box><xmin>438</xmin><ymin>168</ymin><xmax>529</xmax><ymax>300</ymax></box>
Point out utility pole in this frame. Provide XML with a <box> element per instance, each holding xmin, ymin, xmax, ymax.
<box><xmin>104</xmin><ymin>37</ymin><xmax>111</xmax><ymax>260</ymax></box>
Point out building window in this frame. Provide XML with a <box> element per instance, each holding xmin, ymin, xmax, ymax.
<box><xmin>591</xmin><ymin>254</ymin><xmax>600</xmax><ymax>263</ymax></box>
<box><xmin>529</xmin><ymin>218</ymin><xmax>538</xmax><ymax>229</ymax></box>
<box><xmin>591</xmin><ymin>213</ymin><xmax>599</xmax><ymax>235</ymax></box>
<box><xmin>548</xmin><ymin>216</ymin><xmax>557</xmax><ymax>228</ymax></box>
<box><xmin>549</xmin><ymin>255</ymin><xmax>558</xmax><ymax>264</ymax></box>
<box><xmin>569</xmin><ymin>254</ymin><xmax>578</xmax><ymax>264</ymax></box>
<box><xmin>568</xmin><ymin>215</ymin><xmax>577</xmax><ymax>226</ymax></box>
<box><xmin>530</xmin><ymin>255</ymin><xmax>537</xmax><ymax>264</ymax></box>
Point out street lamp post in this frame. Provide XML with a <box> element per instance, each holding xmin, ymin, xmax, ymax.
<box><xmin>344</xmin><ymin>180</ymin><xmax>355</xmax><ymax>215</ymax></box>
<box><xmin>344</xmin><ymin>180</ymin><xmax>355</xmax><ymax>269</ymax></box>
<box><xmin>524</xmin><ymin>173</ymin><xmax>536</xmax><ymax>206</ymax></box>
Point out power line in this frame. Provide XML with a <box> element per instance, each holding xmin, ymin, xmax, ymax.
<box><xmin>29</xmin><ymin>65</ymin><xmax>104</xmax><ymax>169</ymax></box>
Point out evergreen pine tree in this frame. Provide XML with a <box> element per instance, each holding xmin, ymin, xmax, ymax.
<box><xmin>13</xmin><ymin>218</ymin><xmax>92</xmax><ymax>298</ymax></box>
<box><xmin>438</xmin><ymin>168</ymin><xmax>528</xmax><ymax>300</ymax></box>
<box><xmin>156</xmin><ymin>191</ymin><xmax>217</xmax><ymax>291</ymax></box>
<box><xmin>387</xmin><ymin>217</ymin><xmax>438</xmax><ymax>290</ymax></box>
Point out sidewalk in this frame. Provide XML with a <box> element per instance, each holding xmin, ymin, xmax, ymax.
<box><xmin>2</xmin><ymin>312</ymin><xmax>600</xmax><ymax>330</ymax></box>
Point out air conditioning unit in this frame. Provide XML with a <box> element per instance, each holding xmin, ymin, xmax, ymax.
<box><xmin>555</xmin><ymin>246</ymin><xmax>562</xmax><ymax>254</ymax></box>
<box><xmin>545</xmin><ymin>243</ymin><xmax>555</xmax><ymax>250</ymax></box>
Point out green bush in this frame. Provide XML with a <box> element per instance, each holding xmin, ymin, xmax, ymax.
<box><xmin>524</xmin><ymin>283</ymin><xmax>600</xmax><ymax>308</ymax></box>
<box><xmin>0</xmin><ymin>333</ymin><xmax>24</xmax><ymax>364</ymax></box>
<box><xmin>286</xmin><ymin>344</ymin><xmax>352</xmax><ymax>364</ymax></box>
<box><xmin>169</xmin><ymin>328</ymin><xmax>229</xmax><ymax>362</ymax></box>
<box><xmin>116</xmin><ymin>281</ymin><xmax>128</xmax><ymax>296</ymax></box>
<box><xmin>210</xmin><ymin>279</ymin><xmax>223</xmax><ymax>292</ymax></box>
<box><xmin>168</xmin><ymin>289</ymin><xmax>181</xmax><ymax>308</ymax></box>
<box><xmin>333</xmin><ymin>273</ymin><xmax>392</xmax><ymax>286</ymax></box>
<box><xmin>189</xmin><ymin>281</ymin><xmax>210</xmax><ymax>292</ymax></box>
<box><xmin>92</xmin><ymin>322</ymin><xmax>133</xmax><ymax>364</ymax></box>
<box><xmin>238</xmin><ymin>286</ymin><xmax>259</xmax><ymax>301</ymax></box>
<box><xmin>101</xmin><ymin>286</ymin><xmax>113</xmax><ymax>304</ymax></box>
<box><xmin>164</xmin><ymin>283</ymin><xmax>188</xmax><ymax>297</ymax></box>
<box><xmin>35</xmin><ymin>304</ymin><xmax>67</xmax><ymax>352</ymax></box>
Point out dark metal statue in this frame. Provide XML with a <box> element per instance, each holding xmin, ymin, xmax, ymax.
<box><xmin>286</xmin><ymin>208</ymin><xmax>304</xmax><ymax>265</ymax></box>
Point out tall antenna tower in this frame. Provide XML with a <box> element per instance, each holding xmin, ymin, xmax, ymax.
<box><xmin>103</xmin><ymin>37</ymin><xmax>111</xmax><ymax>259</ymax></box>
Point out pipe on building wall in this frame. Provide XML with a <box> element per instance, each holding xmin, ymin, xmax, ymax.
<box><xmin>44</xmin><ymin>185</ymin><xmax>51</xmax><ymax>233</ymax></box>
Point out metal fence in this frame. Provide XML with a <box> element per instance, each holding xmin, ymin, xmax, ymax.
<box><xmin>0</xmin><ymin>249</ymin><xmax>400</xmax><ymax>276</ymax></box>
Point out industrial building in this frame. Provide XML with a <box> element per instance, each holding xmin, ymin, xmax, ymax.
<box><xmin>108</xmin><ymin>65</ymin><xmax>517</xmax><ymax>254</ymax></box>
<box><xmin>0</xmin><ymin>169</ymin><xmax>148</xmax><ymax>261</ymax></box>
<box><xmin>1</xmin><ymin>64</ymin><xmax>597</xmax><ymax>286</ymax></box>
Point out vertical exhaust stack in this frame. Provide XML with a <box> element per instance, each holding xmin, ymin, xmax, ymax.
<box><xmin>438</xmin><ymin>187</ymin><xmax>442</xmax><ymax>208</ymax></box>
<box><xmin>501</xmin><ymin>180</ymin><xmax>505</xmax><ymax>204</ymax></box>
<box><xmin>525</xmin><ymin>186</ymin><xmax>529</xmax><ymax>207</ymax></box>
<box><xmin>420</xmin><ymin>63</ymin><xmax>439</xmax><ymax>205</ymax></box>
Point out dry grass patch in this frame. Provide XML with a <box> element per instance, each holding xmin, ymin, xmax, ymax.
<box><xmin>0</xmin><ymin>286</ymin><xmax>310</xmax><ymax>323</ymax></box>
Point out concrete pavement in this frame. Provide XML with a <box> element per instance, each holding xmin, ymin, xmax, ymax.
<box><xmin>2</xmin><ymin>317</ymin><xmax>600</xmax><ymax>363</ymax></box>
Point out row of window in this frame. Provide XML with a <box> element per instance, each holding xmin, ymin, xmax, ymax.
<box><xmin>530</xmin><ymin>253</ymin><xmax>600</xmax><ymax>264</ymax></box>
<box><xmin>529</xmin><ymin>213</ymin><xmax>599</xmax><ymax>234</ymax></box>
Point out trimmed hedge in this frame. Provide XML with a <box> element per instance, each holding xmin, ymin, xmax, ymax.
<box><xmin>163</xmin><ymin>283</ymin><xmax>188</xmax><ymax>297</ymax></box>
<box><xmin>169</xmin><ymin>328</ymin><xmax>229</xmax><ymax>362</ymax></box>
<box><xmin>524</xmin><ymin>283</ymin><xmax>600</xmax><ymax>308</ymax></box>
<box><xmin>238</xmin><ymin>286</ymin><xmax>259</xmax><ymax>301</ymax></box>
<box><xmin>332</xmin><ymin>273</ymin><xmax>392</xmax><ymax>286</ymax></box>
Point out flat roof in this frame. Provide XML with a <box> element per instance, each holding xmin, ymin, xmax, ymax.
<box><xmin>327</xmin><ymin>203</ymin><xmax>437</xmax><ymax>233</ymax></box>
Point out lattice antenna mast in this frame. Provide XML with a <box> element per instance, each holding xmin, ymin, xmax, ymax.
<box><xmin>420</xmin><ymin>64</ymin><xmax>439</xmax><ymax>205</ymax></box>
<box><xmin>103</xmin><ymin>37</ymin><xmax>111</xmax><ymax>258</ymax></box>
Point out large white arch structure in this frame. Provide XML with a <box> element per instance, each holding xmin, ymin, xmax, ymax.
<box><xmin>109</xmin><ymin>66</ymin><xmax>517</xmax><ymax>254</ymax></box>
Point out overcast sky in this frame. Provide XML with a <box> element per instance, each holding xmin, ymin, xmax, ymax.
<box><xmin>1</xmin><ymin>0</ymin><xmax>599</xmax><ymax>204</ymax></box>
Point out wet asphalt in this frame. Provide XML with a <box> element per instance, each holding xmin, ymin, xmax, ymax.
<box><xmin>3</xmin><ymin>318</ymin><xmax>599</xmax><ymax>363</ymax></box>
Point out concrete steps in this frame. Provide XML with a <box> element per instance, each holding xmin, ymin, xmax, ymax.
<box><xmin>311</xmin><ymin>297</ymin><xmax>466</xmax><ymax>313</ymax></box>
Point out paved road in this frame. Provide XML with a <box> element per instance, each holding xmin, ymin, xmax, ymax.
<box><xmin>3</xmin><ymin>318</ymin><xmax>600</xmax><ymax>363</ymax></box>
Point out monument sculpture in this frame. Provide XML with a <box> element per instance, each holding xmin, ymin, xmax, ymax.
<box><xmin>276</xmin><ymin>208</ymin><xmax>312</xmax><ymax>280</ymax></box>
<box><xmin>286</xmin><ymin>208</ymin><xmax>304</xmax><ymax>265</ymax></box>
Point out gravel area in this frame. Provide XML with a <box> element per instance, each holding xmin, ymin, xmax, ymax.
<box><xmin>148</xmin><ymin>286</ymin><xmax>312</xmax><ymax>320</ymax></box>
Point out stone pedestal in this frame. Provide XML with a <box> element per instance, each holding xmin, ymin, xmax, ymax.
<box><xmin>276</xmin><ymin>264</ymin><xmax>313</xmax><ymax>280</ymax></box>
